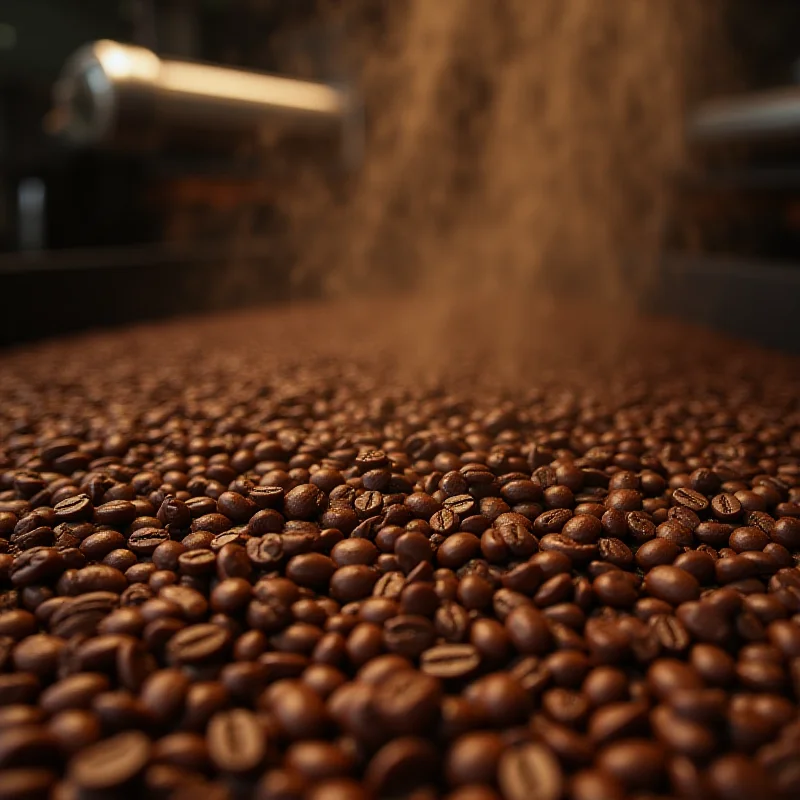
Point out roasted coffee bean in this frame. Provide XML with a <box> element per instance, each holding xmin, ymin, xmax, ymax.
<box><xmin>373</xmin><ymin>669</ymin><xmax>441</xmax><ymax>736</ymax></box>
<box><xmin>595</xmin><ymin>739</ymin><xmax>667</xmax><ymax>791</ymax></box>
<box><xmin>207</xmin><ymin>708</ymin><xmax>265</xmax><ymax>773</ymax></box>
<box><xmin>669</xmin><ymin>485</ymin><xmax>708</xmax><ymax>512</ymax></box>
<box><xmin>498</xmin><ymin>743</ymin><xmax>563</xmax><ymax>800</ymax></box>
<box><xmin>167</xmin><ymin>624</ymin><xmax>232</xmax><ymax>665</ymax></box>
<box><xmin>588</xmin><ymin>700</ymin><xmax>649</xmax><ymax>744</ymax></box>
<box><xmin>643</xmin><ymin>565</ymin><xmax>700</xmax><ymax>605</ymax></box>
<box><xmin>67</xmin><ymin>730</ymin><xmax>150</xmax><ymax>792</ymax></box>
<box><xmin>465</xmin><ymin>672</ymin><xmax>531</xmax><ymax>727</ymax></box>
<box><xmin>444</xmin><ymin>731</ymin><xmax>505</xmax><ymax>787</ymax></box>
<box><xmin>9</xmin><ymin>548</ymin><xmax>64</xmax><ymax>587</ymax></box>
<box><xmin>383</xmin><ymin>614</ymin><xmax>436</xmax><ymax>659</ymax></box>
<box><xmin>420</xmin><ymin>643</ymin><xmax>481</xmax><ymax>678</ymax></box>
<box><xmin>505</xmin><ymin>605</ymin><xmax>552</xmax><ymax>655</ymax></box>
<box><xmin>364</xmin><ymin>736</ymin><xmax>439</xmax><ymax>795</ymax></box>
<box><xmin>49</xmin><ymin>592</ymin><xmax>119</xmax><ymax>638</ymax></box>
<box><xmin>128</xmin><ymin>527</ymin><xmax>170</xmax><ymax>556</ymax></box>
<box><xmin>592</xmin><ymin>571</ymin><xmax>638</xmax><ymax>608</ymax></box>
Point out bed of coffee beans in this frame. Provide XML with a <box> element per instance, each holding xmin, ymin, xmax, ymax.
<box><xmin>0</xmin><ymin>304</ymin><xmax>799</xmax><ymax>799</ymax></box>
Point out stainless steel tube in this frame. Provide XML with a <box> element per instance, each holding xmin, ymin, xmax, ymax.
<box><xmin>688</xmin><ymin>87</ymin><xmax>800</xmax><ymax>145</ymax></box>
<box><xmin>50</xmin><ymin>40</ymin><xmax>362</xmax><ymax>166</ymax></box>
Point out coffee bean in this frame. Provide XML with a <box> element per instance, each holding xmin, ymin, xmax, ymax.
<box><xmin>445</xmin><ymin>731</ymin><xmax>505</xmax><ymax>787</ymax></box>
<box><xmin>383</xmin><ymin>615</ymin><xmax>436</xmax><ymax>659</ymax></box>
<box><xmin>40</xmin><ymin>673</ymin><xmax>110</xmax><ymax>715</ymax></box>
<box><xmin>625</xmin><ymin>511</ymin><xmax>656</xmax><ymax>543</ymax></box>
<box><xmin>434</xmin><ymin>601</ymin><xmax>470</xmax><ymax>643</ymax></box>
<box><xmin>592</xmin><ymin>572</ymin><xmax>638</xmax><ymax>608</ymax></box>
<box><xmin>647</xmin><ymin>658</ymin><xmax>703</xmax><ymax>698</ymax></box>
<box><xmin>677</xmin><ymin>600</ymin><xmax>732</xmax><ymax>645</ymax></box>
<box><xmin>420</xmin><ymin>643</ymin><xmax>481</xmax><ymax>678</ymax></box>
<box><xmin>49</xmin><ymin>592</ymin><xmax>119</xmax><ymax>638</ymax></box>
<box><xmin>207</xmin><ymin>708</ymin><xmax>266</xmax><ymax>774</ymax></box>
<box><xmin>505</xmin><ymin>605</ymin><xmax>552</xmax><ymax>655</ymax></box>
<box><xmin>596</xmin><ymin>739</ymin><xmax>667</xmax><ymax>791</ymax></box>
<box><xmin>643</xmin><ymin>565</ymin><xmax>700</xmax><ymax>605</ymax></box>
<box><xmin>374</xmin><ymin>669</ymin><xmax>441</xmax><ymax>735</ymax></box>
<box><xmin>286</xmin><ymin>554</ymin><xmax>336</xmax><ymax>590</ymax></box>
<box><xmin>708</xmin><ymin>754</ymin><xmax>772</xmax><ymax>800</ymax></box>
<box><xmin>128</xmin><ymin>527</ymin><xmax>170</xmax><ymax>556</ymax></box>
<box><xmin>465</xmin><ymin>673</ymin><xmax>530</xmax><ymax>727</ymax></box>
<box><xmin>364</xmin><ymin>736</ymin><xmax>439</xmax><ymax>795</ymax></box>
<box><xmin>587</xmin><ymin>696</ymin><xmax>648</xmax><ymax>743</ymax></box>
<box><xmin>571</xmin><ymin>769</ymin><xmax>626</xmax><ymax>800</ymax></box>
<box><xmin>68</xmin><ymin>731</ymin><xmax>150</xmax><ymax>792</ymax></box>
<box><xmin>498</xmin><ymin>743</ymin><xmax>563</xmax><ymax>800</ymax></box>
<box><xmin>167</xmin><ymin>624</ymin><xmax>231</xmax><ymax>665</ymax></box>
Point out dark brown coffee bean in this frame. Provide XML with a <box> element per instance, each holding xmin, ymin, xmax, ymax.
<box><xmin>651</xmin><ymin>703</ymin><xmax>717</xmax><ymax>758</ymax></box>
<box><xmin>262</xmin><ymin>679</ymin><xmax>329</xmax><ymax>740</ymax></box>
<box><xmin>534</xmin><ymin>509</ymin><xmax>572</xmax><ymax>535</ymax></box>
<box><xmin>49</xmin><ymin>592</ymin><xmax>119</xmax><ymax>638</ymax></box>
<box><xmin>382</xmin><ymin>614</ymin><xmax>436</xmax><ymax>659</ymax></box>
<box><xmin>647</xmin><ymin>658</ymin><xmax>703</xmax><ymax>699</ymax></box>
<box><xmin>167</xmin><ymin>624</ymin><xmax>231</xmax><ymax>665</ymax></box>
<box><xmin>592</xmin><ymin>572</ymin><xmax>638</xmax><ymax>608</ymax></box>
<box><xmin>588</xmin><ymin>700</ymin><xmax>649</xmax><ymax>744</ymax></box>
<box><xmin>505</xmin><ymin>605</ymin><xmax>552</xmax><ymax>655</ymax></box>
<box><xmin>207</xmin><ymin>708</ymin><xmax>265</xmax><ymax>774</ymax></box>
<box><xmin>434</xmin><ymin>601</ymin><xmax>470</xmax><ymax>643</ymax></box>
<box><xmin>419</xmin><ymin>643</ymin><xmax>481</xmax><ymax>678</ymax></box>
<box><xmin>284</xmin><ymin>740</ymin><xmax>354</xmax><ymax>783</ymax></box>
<box><xmin>498</xmin><ymin>743</ymin><xmax>563</xmax><ymax>800</ymax></box>
<box><xmin>582</xmin><ymin>667</ymin><xmax>629</xmax><ymax>707</ymax></box>
<box><xmin>372</xmin><ymin>668</ymin><xmax>441</xmax><ymax>736</ymax></box>
<box><xmin>667</xmin><ymin>687</ymin><xmax>727</xmax><ymax>724</ymax></box>
<box><xmin>364</xmin><ymin>736</ymin><xmax>439</xmax><ymax>796</ymax></box>
<box><xmin>40</xmin><ymin>672</ymin><xmax>110</xmax><ymax>715</ymax></box>
<box><xmin>284</xmin><ymin>485</ymin><xmax>326</xmax><ymax>520</ymax></box>
<box><xmin>596</xmin><ymin>739</ymin><xmax>667</xmax><ymax>791</ymax></box>
<box><xmin>584</xmin><ymin>618</ymin><xmax>630</xmax><ymax>664</ymax></box>
<box><xmin>668</xmin><ymin>504</ymin><xmax>701</xmax><ymax>531</ymax></box>
<box><xmin>571</xmin><ymin>769</ymin><xmax>626</xmax><ymax>800</ymax></box>
<box><xmin>643</xmin><ymin>565</ymin><xmax>700</xmax><ymax>605</ymax></box>
<box><xmin>708</xmin><ymin>754</ymin><xmax>772</xmax><ymax>800</ymax></box>
<box><xmin>677</xmin><ymin>600</ymin><xmax>733</xmax><ymax>646</ymax></box>
<box><xmin>625</xmin><ymin>511</ymin><xmax>656</xmax><ymax>543</ymax></box>
<box><xmin>9</xmin><ymin>548</ymin><xmax>64</xmax><ymax>587</ymax></box>
<box><xmin>672</xmin><ymin>487</ymin><xmax>709</xmax><ymax>513</ymax></box>
<box><xmin>286</xmin><ymin>554</ymin><xmax>336</xmax><ymax>590</ymax></box>
<box><xmin>67</xmin><ymin>730</ymin><xmax>151</xmax><ymax>792</ymax></box>
<box><xmin>648</xmin><ymin>614</ymin><xmax>690</xmax><ymax>653</ymax></box>
<box><xmin>53</xmin><ymin>494</ymin><xmax>93</xmax><ymax>523</ymax></box>
<box><xmin>710</xmin><ymin>492</ymin><xmax>742</xmax><ymax>522</ymax></box>
<box><xmin>444</xmin><ymin>731</ymin><xmax>504</xmax><ymax>787</ymax></box>
<box><xmin>129</xmin><ymin>527</ymin><xmax>170</xmax><ymax>556</ymax></box>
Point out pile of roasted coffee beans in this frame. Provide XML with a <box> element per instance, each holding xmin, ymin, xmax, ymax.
<box><xmin>0</xmin><ymin>305</ymin><xmax>799</xmax><ymax>800</ymax></box>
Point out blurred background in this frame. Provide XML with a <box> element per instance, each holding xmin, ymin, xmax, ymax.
<box><xmin>1</xmin><ymin>0</ymin><xmax>800</xmax><ymax>349</ymax></box>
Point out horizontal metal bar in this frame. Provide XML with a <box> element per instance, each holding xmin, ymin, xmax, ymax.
<box><xmin>688</xmin><ymin>87</ymin><xmax>800</xmax><ymax>144</ymax></box>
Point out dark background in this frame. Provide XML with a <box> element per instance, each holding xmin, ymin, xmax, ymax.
<box><xmin>1</xmin><ymin>0</ymin><xmax>799</xmax><ymax>348</ymax></box>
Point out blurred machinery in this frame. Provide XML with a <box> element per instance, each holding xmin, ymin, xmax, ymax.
<box><xmin>0</xmin><ymin>0</ymin><xmax>357</xmax><ymax>343</ymax></box>
<box><xmin>0</xmin><ymin>0</ymin><xmax>799</xmax><ymax>349</ymax></box>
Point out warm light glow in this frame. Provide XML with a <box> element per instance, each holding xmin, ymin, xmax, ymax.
<box><xmin>159</xmin><ymin>61</ymin><xmax>344</xmax><ymax>118</ymax></box>
<box><xmin>94</xmin><ymin>40</ymin><xmax>159</xmax><ymax>82</ymax></box>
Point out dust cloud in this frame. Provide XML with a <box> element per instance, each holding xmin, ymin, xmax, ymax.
<box><xmin>279</xmin><ymin>0</ymin><xmax>723</xmax><ymax>370</ymax></box>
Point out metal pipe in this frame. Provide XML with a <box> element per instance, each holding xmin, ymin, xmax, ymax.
<box><xmin>49</xmin><ymin>40</ymin><xmax>362</xmax><ymax>167</ymax></box>
<box><xmin>688</xmin><ymin>87</ymin><xmax>800</xmax><ymax>145</ymax></box>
